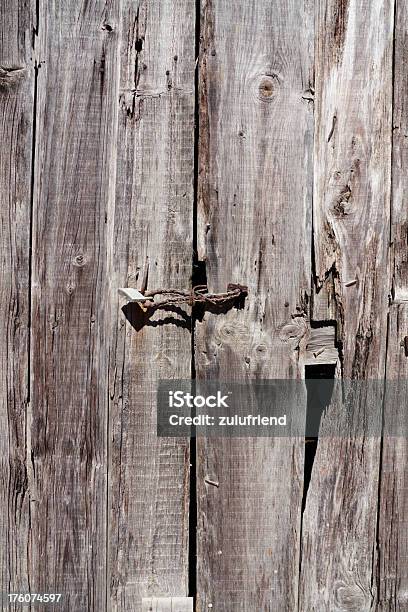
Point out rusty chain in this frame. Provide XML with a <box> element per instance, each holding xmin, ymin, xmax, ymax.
<box><xmin>141</xmin><ymin>283</ymin><xmax>248</xmax><ymax>311</ymax></box>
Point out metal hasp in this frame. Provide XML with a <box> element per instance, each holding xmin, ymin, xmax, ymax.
<box><xmin>118</xmin><ymin>287</ymin><xmax>150</xmax><ymax>302</ymax></box>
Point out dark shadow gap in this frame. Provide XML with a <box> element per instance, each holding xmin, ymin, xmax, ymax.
<box><xmin>189</xmin><ymin>0</ymin><xmax>201</xmax><ymax>602</ymax></box>
<box><xmin>302</xmin><ymin>363</ymin><xmax>336</xmax><ymax>514</ymax></box>
<box><xmin>27</xmin><ymin>59</ymin><xmax>39</xmax><ymax>404</ymax></box>
<box><xmin>26</xmin><ymin>24</ymin><xmax>40</xmax><ymax>604</ymax></box>
<box><xmin>193</xmin><ymin>259</ymin><xmax>207</xmax><ymax>287</ymax></box>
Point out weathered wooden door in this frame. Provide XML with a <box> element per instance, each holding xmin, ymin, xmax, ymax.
<box><xmin>0</xmin><ymin>0</ymin><xmax>406</xmax><ymax>610</ymax></box>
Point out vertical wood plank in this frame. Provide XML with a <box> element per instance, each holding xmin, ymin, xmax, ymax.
<box><xmin>378</xmin><ymin>305</ymin><xmax>408</xmax><ymax>609</ymax></box>
<box><xmin>29</xmin><ymin>1</ymin><xmax>120</xmax><ymax>609</ymax></box>
<box><xmin>108</xmin><ymin>2</ymin><xmax>195</xmax><ymax>610</ymax></box>
<box><xmin>197</xmin><ymin>0</ymin><xmax>314</xmax><ymax>608</ymax></box>
<box><xmin>378</xmin><ymin>4</ymin><xmax>408</xmax><ymax>604</ymax></box>
<box><xmin>299</xmin><ymin>0</ymin><xmax>394</xmax><ymax>609</ymax></box>
<box><xmin>391</xmin><ymin>0</ymin><xmax>408</xmax><ymax>303</ymax></box>
<box><xmin>0</xmin><ymin>0</ymin><xmax>35</xmax><ymax>602</ymax></box>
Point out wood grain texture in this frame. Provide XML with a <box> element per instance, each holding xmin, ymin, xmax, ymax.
<box><xmin>391</xmin><ymin>0</ymin><xmax>408</xmax><ymax>302</ymax></box>
<box><xmin>0</xmin><ymin>0</ymin><xmax>35</xmax><ymax>604</ymax></box>
<box><xmin>378</xmin><ymin>305</ymin><xmax>408</xmax><ymax>610</ymax></box>
<box><xmin>108</xmin><ymin>1</ymin><xmax>195</xmax><ymax>610</ymax></box>
<box><xmin>29</xmin><ymin>1</ymin><xmax>120</xmax><ymax>609</ymax></box>
<box><xmin>2</xmin><ymin>1</ymin><xmax>408</xmax><ymax>610</ymax></box>
<box><xmin>311</xmin><ymin>0</ymin><xmax>393</xmax><ymax>373</ymax></box>
<box><xmin>299</xmin><ymin>1</ymin><xmax>394</xmax><ymax>609</ymax></box>
<box><xmin>378</xmin><ymin>6</ymin><xmax>408</xmax><ymax>602</ymax></box>
<box><xmin>196</xmin><ymin>0</ymin><xmax>313</xmax><ymax>609</ymax></box>
<box><xmin>142</xmin><ymin>597</ymin><xmax>193</xmax><ymax>612</ymax></box>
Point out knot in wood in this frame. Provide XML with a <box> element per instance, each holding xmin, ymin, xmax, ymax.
<box><xmin>73</xmin><ymin>253</ymin><xmax>85</xmax><ymax>267</ymax></box>
<box><xmin>217</xmin><ymin>321</ymin><xmax>249</xmax><ymax>344</ymax></box>
<box><xmin>334</xmin><ymin>582</ymin><xmax>369</xmax><ymax>611</ymax></box>
<box><xmin>257</xmin><ymin>73</ymin><xmax>280</xmax><ymax>102</ymax></box>
<box><xmin>279</xmin><ymin>316</ymin><xmax>308</xmax><ymax>350</ymax></box>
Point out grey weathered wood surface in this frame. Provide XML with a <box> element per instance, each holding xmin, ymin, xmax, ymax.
<box><xmin>108</xmin><ymin>1</ymin><xmax>195</xmax><ymax>610</ymax></box>
<box><xmin>377</xmin><ymin>4</ymin><xmax>408</xmax><ymax>602</ymax></box>
<box><xmin>0</xmin><ymin>0</ymin><xmax>34</xmax><ymax>606</ymax></box>
<box><xmin>142</xmin><ymin>597</ymin><xmax>193</xmax><ymax>612</ymax></box>
<box><xmin>299</xmin><ymin>0</ymin><xmax>394</xmax><ymax>610</ymax></box>
<box><xmin>29</xmin><ymin>1</ymin><xmax>120</xmax><ymax>608</ymax></box>
<box><xmin>391</xmin><ymin>0</ymin><xmax>408</xmax><ymax>304</ymax></box>
<box><xmin>196</xmin><ymin>0</ymin><xmax>313</xmax><ymax>609</ymax></box>
<box><xmin>378</xmin><ymin>305</ymin><xmax>408</xmax><ymax>610</ymax></box>
<box><xmin>1</xmin><ymin>0</ymin><xmax>408</xmax><ymax>610</ymax></box>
